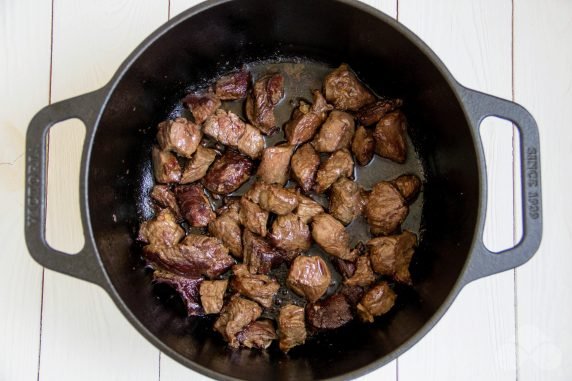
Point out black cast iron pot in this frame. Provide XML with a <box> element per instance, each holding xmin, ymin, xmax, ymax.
<box><xmin>24</xmin><ymin>0</ymin><xmax>543</xmax><ymax>379</ymax></box>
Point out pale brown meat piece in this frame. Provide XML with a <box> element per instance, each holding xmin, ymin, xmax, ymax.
<box><xmin>215</xmin><ymin>70</ymin><xmax>250</xmax><ymax>100</ymax></box>
<box><xmin>311</xmin><ymin>213</ymin><xmax>354</xmax><ymax>261</ymax></box>
<box><xmin>156</xmin><ymin>117</ymin><xmax>202</xmax><ymax>158</ymax></box>
<box><xmin>314</xmin><ymin>149</ymin><xmax>354</xmax><ymax>193</ymax></box>
<box><xmin>242</xmin><ymin>180</ymin><xmax>267</xmax><ymax>204</ymax></box>
<box><xmin>357</xmin><ymin>281</ymin><xmax>397</xmax><ymax>323</ymax></box>
<box><xmin>329</xmin><ymin>177</ymin><xmax>364</xmax><ymax>225</ymax></box>
<box><xmin>257</xmin><ymin>145</ymin><xmax>295</xmax><ymax>185</ymax></box>
<box><xmin>182</xmin><ymin>91</ymin><xmax>221</xmax><ymax>124</ymax></box>
<box><xmin>237</xmin><ymin>123</ymin><xmax>265</xmax><ymax>159</ymax></box>
<box><xmin>295</xmin><ymin>194</ymin><xmax>324</xmax><ymax>224</ymax></box>
<box><xmin>231</xmin><ymin>264</ymin><xmax>280</xmax><ymax>308</ymax></box>
<box><xmin>237</xmin><ymin>319</ymin><xmax>277</xmax><ymax>349</ymax></box>
<box><xmin>345</xmin><ymin>256</ymin><xmax>376</xmax><ymax>287</ymax></box>
<box><xmin>285</xmin><ymin>90</ymin><xmax>332</xmax><ymax>145</ymax></box>
<box><xmin>208</xmin><ymin>200</ymin><xmax>242</xmax><ymax>258</ymax></box>
<box><xmin>152</xmin><ymin>146</ymin><xmax>181</xmax><ymax>184</ymax></box>
<box><xmin>268</xmin><ymin>214</ymin><xmax>311</xmax><ymax>253</ymax></box>
<box><xmin>180</xmin><ymin>146</ymin><xmax>217</xmax><ymax>184</ymax></box>
<box><xmin>199</xmin><ymin>279</ymin><xmax>228</xmax><ymax>314</ymax></box>
<box><xmin>258</xmin><ymin>184</ymin><xmax>299</xmax><ymax>215</ymax></box>
<box><xmin>246</xmin><ymin>73</ymin><xmax>285</xmax><ymax>134</ymax></box>
<box><xmin>290</xmin><ymin>143</ymin><xmax>320</xmax><ymax>193</ymax></box>
<box><xmin>365</xmin><ymin>181</ymin><xmax>408</xmax><ymax>236</ymax></box>
<box><xmin>174</xmin><ymin>184</ymin><xmax>215</xmax><ymax>228</ymax></box>
<box><xmin>243</xmin><ymin>230</ymin><xmax>287</xmax><ymax>275</ymax></box>
<box><xmin>153</xmin><ymin>269</ymin><xmax>204</xmax><ymax>316</ymax></box>
<box><xmin>351</xmin><ymin>126</ymin><xmax>375</xmax><ymax>166</ymax></box>
<box><xmin>367</xmin><ymin>230</ymin><xmax>417</xmax><ymax>284</ymax></box>
<box><xmin>138</xmin><ymin>208</ymin><xmax>184</xmax><ymax>247</ymax></box>
<box><xmin>150</xmin><ymin>185</ymin><xmax>182</xmax><ymax>221</ymax></box>
<box><xmin>306</xmin><ymin>293</ymin><xmax>353</xmax><ymax>330</ymax></box>
<box><xmin>356</xmin><ymin>97</ymin><xmax>403</xmax><ymax>126</ymax></box>
<box><xmin>323</xmin><ymin>64</ymin><xmax>375</xmax><ymax>111</ymax></box>
<box><xmin>214</xmin><ymin>295</ymin><xmax>263</xmax><ymax>348</ymax></box>
<box><xmin>278</xmin><ymin>304</ymin><xmax>307</xmax><ymax>353</ymax></box>
<box><xmin>391</xmin><ymin>174</ymin><xmax>422</xmax><ymax>203</ymax></box>
<box><xmin>286</xmin><ymin>255</ymin><xmax>331</xmax><ymax>303</ymax></box>
<box><xmin>203</xmin><ymin>109</ymin><xmax>246</xmax><ymax>147</ymax></box>
<box><xmin>373</xmin><ymin>110</ymin><xmax>408</xmax><ymax>163</ymax></box>
<box><xmin>203</xmin><ymin>150</ymin><xmax>254</xmax><ymax>194</ymax></box>
<box><xmin>313</xmin><ymin>111</ymin><xmax>355</xmax><ymax>153</ymax></box>
<box><xmin>240</xmin><ymin>198</ymin><xmax>269</xmax><ymax>237</ymax></box>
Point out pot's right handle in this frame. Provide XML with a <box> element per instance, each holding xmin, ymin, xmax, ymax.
<box><xmin>460</xmin><ymin>87</ymin><xmax>542</xmax><ymax>283</ymax></box>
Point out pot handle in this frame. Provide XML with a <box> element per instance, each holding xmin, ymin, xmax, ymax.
<box><xmin>459</xmin><ymin>87</ymin><xmax>542</xmax><ymax>283</ymax></box>
<box><xmin>25</xmin><ymin>89</ymin><xmax>106</xmax><ymax>287</ymax></box>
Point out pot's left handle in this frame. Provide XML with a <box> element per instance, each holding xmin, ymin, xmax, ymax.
<box><xmin>25</xmin><ymin>89</ymin><xmax>106</xmax><ymax>287</ymax></box>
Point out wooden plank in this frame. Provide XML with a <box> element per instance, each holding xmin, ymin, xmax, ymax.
<box><xmin>0</xmin><ymin>0</ymin><xmax>51</xmax><ymax>380</ymax></box>
<box><xmin>397</xmin><ymin>1</ymin><xmax>517</xmax><ymax>380</ymax></box>
<box><xmin>514</xmin><ymin>1</ymin><xmax>572</xmax><ymax>380</ymax></box>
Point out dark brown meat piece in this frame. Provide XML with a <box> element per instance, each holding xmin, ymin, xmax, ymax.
<box><xmin>367</xmin><ymin>230</ymin><xmax>417</xmax><ymax>284</ymax></box>
<box><xmin>311</xmin><ymin>213</ymin><xmax>354</xmax><ymax>261</ymax></box>
<box><xmin>365</xmin><ymin>181</ymin><xmax>408</xmax><ymax>236</ymax></box>
<box><xmin>314</xmin><ymin>149</ymin><xmax>354</xmax><ymax>193</ymax></box>
<box><xmin>357</xmin><ymin>281</ymin><xmax>397</xmax><ymax>323</ymax></box>
<box><xmin>257</xmin><ymin>145</ymin><xmax>295</xmax><ymax>185</ymax></box>
<box><xmin>286</xmin><ymin>255</ymin><xmax>331</xmax><ymax>303</ymax></box>
<box><xmin>323</xmin><ymin>64</ymin><xmax>375</xmax><ymax>111</ymax></box>
<box><xmin>391</xmin><ymin>174</ymin><xmax>422</xmax><ymax>203</ymax></box>
<box><xmin>174</xmin><ymin>184</ymin><xmax>215</xmax><ymax>228</ymax></box>
<box><xmin>240</xmin><ymin>198</ymin><xmax>269</xmax><ymax>237</ymax></box>
<box><xmin>237</xmin><ymin>319</ymin><xmax>277</xmax><ymax>349</ymax></box>
<box><xmin>138</xmin><ymin>208</ymin><xmax>184</xmax><ymax>247</ymax></box>
<box><xmin>150</xmin><ymin>185</ymin><xmax>182</xmax><ymax>221</ymax></box>
<box><xmin>237</xmin><ymin>123</ymin><xmax>265</xmax><ymax>159</ymax></box>
<box><xmin>339</xmin><ymin>284</ymin><xmax>365</xmax><ymax>307</ymax></box>
<box><xmin>313</xmin><ymin>111</ymin><xmax>355</xmax><ymax>153</ymax></box>
<box><xmin>351</xmin><ymin>126</ymin><xmax>375</xmax><ymax>166</ymax></box>
<box><xmin>180</xmin><ymin>146</ymin><xmax>217</xmax><ymax>184</ymax></box>
<box><xmin>268</xmin><ymin>214</ymin><xmax>311</xmax><ymax>253</ymax></box>
<box><xmin>156</xmin><ymin>117</ymin><xmax>202</xmax><ymax>158</ymax></box>
<box><xmin>295</xmin><ymin>194</ymin><xmax>324</xmax><ymax>224</ymax></box>
<box><xmin>231</xmin><ymin>264</ymin><xmax>280</xmax><ymax>308</ymax></box>
<box><xmin>243</xmin><ymin>230</ymin><xmax>286</xmax><ymax>275</ymax></box>
<box><xmin>373</xmin><ymin>110</ymin><xmax>408</xmax><ymax>163</ymax></box>
<box><xmin>285</xmin><ymin>90</ymin><xmax>332</xmax><ymax>145</ymax></box>
<box><xmin>345</xmin><ymin>256</ymin><xmax>376</xmax><ymax>287</ymax></box>
<box><xmin>199</xmin><ymin>279</ymin><xmax>228</xmax><ymax>314</ymax></box>
<box><xmin>208</xmin><ymin>201</ymin><xmax>242</xmax><ymax>258</ymax></box>
<box><xmin>153</xmin><ymin>269</ymin><xmax>203</xmax><ymax>316</ymax></box>
<box><xmin>214</xmin><ymin>295</ymin><xmax>263</xmax><ymax>348</ymax></box>
<box><xmin>215</xmin><ymin>70</ymin><xmax>250</xmax><ymax>100</ymax></box>
<box><xmin>329</xmin><ymin>177</ymin><xmax>364</xmax><ymax>225</ymax></box>
<box><xmin>332</xmin><ymin>257</ymin><xmax>356</xmax><ymax>279</ymax></box>
<box><xmin>356</xmin><ymin>97</ymin><xmax>403</xmax><ymax>126</ymax></box>
<box><xmin>203</xmin><ymin>109</ymin><xmax>246</xmax><ymax>147</ymax></box>
<box><xmin>152</xmin><ymin>146</ymin><xmax>181</xmax><ymax>184</ymax></box>
<box><xmin>290</xmin><ymin>143</ymin><xmax>320</xmax><ymax>193</ymax></box>
<box><xmin>258</xmin><ymin>184</ymin><xmax>299</xmax><ymax>215</ymax></box>
<box><xmin>182</xmin><ymin>91</ymin><xmax>221</xmax><ymax>124</ymax></box>
<box><xmin>306</xmin><ymin>293</ymin><xmax>353</xmax><ymax>330</ymax></box>
<box><xmin>203</xmin><ymin>150</ymin><xmax>254</xmax><ymax>194</ymax></box>
<box><xmin>278</xmin><ymin>304</ymin><xmax>307</xmax><ymax>353</ymax></box>
<box><xmin>246</xmin><ymin>73</ymin><xmax>285</xmax><ymax>134</ymax></box>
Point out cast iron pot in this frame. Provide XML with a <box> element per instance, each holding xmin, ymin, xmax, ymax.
<box><xmin>24</xmin><ymin>0</ymin><xmax>543</xmax><ymax>379</ymax></box>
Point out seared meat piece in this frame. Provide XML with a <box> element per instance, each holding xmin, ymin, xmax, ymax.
<box><xmin>215</xmin><ymin>70</ymin><xmax>250</xmax><ymax>100</ymax></box>
<box><xmin>373</xmin><ymin>110</ymin><xmax>408</xmax><ymax>163</ymax></box>
<box><xmin>157</xmin><ymin>117</ymin><xmax>202</xmax><ymax>158</ymax></box>
<box><xmin>237</xmin><ymin>319</ymin><xmax>277</xmax><ymax>349</ymax></box>
<box><xmin>208</xmin><ymin>201</ymin><xmax>242</xmax><ymax>258</ymax></box>
<box><xmin>356</xmin><ymin>97</ymin><xmax>403</xmax><ymax>126</ymax></box>
<box><xmin>153</xmin><ymin>269</ymin><xmax>203</xmax><ymax>316</ymax></box>
<box><xmin>367</xmin><ymin>230</ymin><xmax>417</xmax><ymax>284</ymax></box>
<box><xmin>214</xmin><ymin>295</ymin><xmax>263</xmax><ymax>348</ymax></box>
<box><xmin>313</xmin><ymin>111</ymin><xmax>355</xmax><ymax>153</ymax></box>
<box><xmin>314</xmin><ymin>149</ymin><xmax>354</xmax><ymax>193</ymax></box>
<box><xmin>180</xmin><ymin>146</ymin><xmax>217</xmax><ymax>184</ymax></box>
<box><xmin>237</xmin><ymin>124</ymin><xmax>265</xmax><ymax>159</ymax></box>
<box><xmin>306</xmin><ymin>293</ymin><xmax>353</xmax><ymax>330</ymax></box>
<box><xmin>257</xmin><ymin>145</ymin><xmax>295</xmax><ymax>185</ymax></box>
<box><xmin>391</xmin><ymin>174</ymin><xmax>421</xmax><ymax>203</ymax></box>
<box><xmin>152</xmin><ymin>146</ymin><xmax>181</xmax><ymax>184</ymax></box>
<box><xmin>345</xmin><ymin>256</ymin><xmax>376</xmax><ymax>287</ymax></box>
<box><xmin>203</xmin><ymin>109</ymin><xmax>246</xmax><ymax>147</ymax></box>
<box><xmin>182</xmin><ymin>91</ymin><xmax>221</xmax><ymax>124</ymax></box>
<box><xmin>351</xmin><ymin>126</ymin><xmax>375</xmax><ymax>166</ymax></box>
<box><xmin>278</xmin><ymin>304</ymin><xmax>307</xmax><ymax>353</ymax></box>
<box><xmin>199</xmin><ymin>279</ymin><xmax>228</xmax><ymax>314</ymax></box>
<box><xmin>174</xmin><ymin>184</ymin><xmax>215</xmax><ymax>227</ymax></box>
<box><xmin>258</xmin><ymin>184</ymin><xmax>299</xmax><ymax>215</ymax></box>
<box><xmin>356</xmin><ymin>281</ymin><xmax>397</xmax><ymax>323</ymax></box>
<box><xmin>290</xmin><ymin>143</ymin><xmax>320</xmax><ymax>193</ymax></box>
<box><xmin>246</xmin><ymin>73</ymin><xmax>285</xmax><ymax>134</ymax></box>
<box><xmin>365</xmin><ymin>181</ymin><xmax>408</xmax><ymax>236</ymax></box>
<box><xmin>329</xmin><ymin>177</ymin><xmax>364</xmax><ymax>225</ymax></box>
<box><xmin>240</xmin><ymin>198</ymin><xmax>269</xmax><ymax>237</ymax></box>
<box><xmin>203</xmin><ymin>150</ymin><xmax>254</xmax><ymax>194</ymax></box>
<box><xmin>243</xmin><ymin>230</ymin><xmax>286</xmax><ymax>274</ymax></box>
<box><xmin>332</xmin><ymin>257</ymin><xmax>356</xmax><ymax>279</ymax></box>
<box><xmin>268</xmin><ymin>214</ymin><xmax>311</xmax><ymax>253</ymax></box>
<box><xmin>323</xmin><ymin>64</ymin><xmax>375</xmax><ymax>111</ymax></box>
<box><xmin>285</xmin><ymin>90</ymin><xmax>332</xmax><ymax>145</ymax></box>
<box><xmin>287</xmin><ymin>255</ymin><xmax>331</xmax><ymax>302</ymax></box>
<box><xmin>138</xmin><ymin>208</ymin><xmax>184</xmax><ymax>247</ymax></box>
<box><xmin>150</xmin><ymin>185</ymin><xmax>182</xmax><ymax>221</ymax></box>
<box><xmin>311</xmin><ymin>213</ymin><xmax>354</xmax><ymax>261</ymax></box>
<box><xmin>339</xmin><ymin>284</ymin><xmax>365</xmax><ymax>307</ymax></box>
<box><xmin>231</xmin><ymin>264</ymin><xmax>280</xmax><ymax>308</ymax></box>
<box><xmin>295</xmin><ymin>194</ymin><xmax>324</xmax><ymax>224</ymax></box>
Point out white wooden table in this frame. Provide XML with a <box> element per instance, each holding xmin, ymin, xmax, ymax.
<box><xmin>1</xmin><ymin>0</ymin><xmax>570</xmax><ymax>380</ymax></box>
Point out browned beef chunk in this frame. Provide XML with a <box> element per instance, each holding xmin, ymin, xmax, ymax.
<box><xmin>258</xmin><ymin>184</ymin><xmax>299</xmax><ymax>215</ymax></box>
<box><xmin>332</xmin><ymin>257</ymin><xmax>356</xmax><ymax>279</ymax></box>
<box><xmin>150</xmin><ymin>185</ymin><xmax>182</xmax><ymax>221</ymax></box>
<box><xmin>391</xmin><ymin>174</ymin><xmax>421</xmax><ymax>203</ymax></box>
<box><xmin>215</xmin><ymin>70</ymin><xmax>250</xmax><ymax>100</ymax></box>
<box><xmin>339</xmin><ymin>284</ymin><xmax>365</xmax><ymax>307</ymax></box>
<box><xmin>287</xmin><ymin>255</ymin><xmax>331</xmax><ymax>303</ymax></box>
<box><xmin>152</xmin><ymin>146</ymin><xmax>181</xmax><ymax>184</ymax></box>
<box><xmin>246</xmin><ymin>73</ymin><xmax>285</xmax><ymax>134</ymax></box>
<box><xmin>203</xmin><ymin>109</ymin><xmax>246</xmax><ymax>147</ymax></box>
<box><xmin>214</xmin><ymin>295</ymin><xmax>262</xmax><ymax>348</ymax></box>
<box><xmin>367</xmin><ymin>230</ymin><xmax>417</xmax><ymax>284</ymax></box>
<box><xmin>182</xmin><ymin>91</ymin><xmax>221</xmax><ymax>124</ymax></box>
<box><xmin>323</xmin><ymin>64</ymin><xmax>375</xmax><ymax>111</ymax></box>
<box><xmin>311</xmin><ymin>213</ymin><xmax>354</xmax><ymax>261</ymax></box>
<box><xmin>231</xmin><ymin>264</ymin><xmax>280</xmax><ymax>308</ymax></box>
<box><xmin>285</xmin><ymin>90</ymin><xmax>332</xmax><ymax>145</ymax></box>
<box><xmin>268</xmin><ymin>214</ymin><xmax>311</xmax><ymax>253</ymax></box>
<box><xmin>203</xmin><ymin>150</ymin><xmax>254</xmax><ymax>194</ymax></box>
<box><xmin>314</xmin><ymin>149</ymin><xmax>354</xmax><ymax>193</ymax></box>
<box><xmin>208</xmin><ymin>201</ymin><xmax>242</xmax><ymax>258</ymax></box>
<box><xmin>237</xmin><ymin>319</ymin><xmax>277</xmax><ymax>349</ymax></box>
<box><xmin>313</xmin><ymin>111</ymin><xmax>356</xmax><ymax>153</ymax></box>
<box><xmin>329</xmin><ymin>177</ymin><xmax>364</xmax><ymax>225</ymax></box>
<box><xmin>295</xmin><ymin>194</ymin><xmax>324</xmax><ymax>224</ymax></box>
<box><xmin>306</xmin><ymin>293</ymin><xmax>353</xmax><ymax>330</ymax></box>
<box><xmin>351</xmin><ymin>126</ymin><xmax>375</xmax><ymax>166</ymax></box>
<box><xmin>153</xmin><ymin>269</ymin><xmax>203</xmax><ymax>316</ymax></box>
<box><xmin>257</xmin><ymin>145</ymin><xmax>295</xmax><ymax>185</ymax></box>
<box><xmin>157</xmin><ymin>117</ymin><xmax>202</xmax><ymax>158</ymax></box>
<box><xmin>290</xmin><ymin>143</ymin><xmax>320</xmax><ymax>193</ymax></box>
<box><xmin>357</xmin><ymin>281</ymin><xmax>397</xmax><ymax>323</ymax></box>
<box><xmin>138</xmin><ymin>208</ymin><xmax>184</xmax><ymax>246</ymax></box>
<box><xmin>345</xmin><ymin>256</ymin><xmax>376</xmax><ymax>287</ymax></box>
<box><xmin>243</xmin><ymin>230</ymin><xmax>286</xmax><ymax>275</ymax></box>
<box><xmin>373</xmin><ymin>110</ymin><xmax>407</xmax><ymax>163</ymax></box>
<box><xmin>278</xmin><ymin>304</ymin><xmax>307</xmax><ymax>353</ymax></box>
<box><xmin>199</xmin><ymin>279</ymin><xmax>228</xmax><ymax>314</ymax></box>
<box><xmin>174</xmin><ymin>184</ymin><xmax>215</xmax><ymax>227</ymax></box>
<box><xmin>240</xmin><ymin>198</ymin><xmax>269</xmax><ymax>237</ymax></box>
<box><xmin>365</xmin><ymin>181</ymin><xmax>408</xmax><ymax>236</ymax></box>
<box><xmin>237</xmin><ymin>123</ymin><xmax>265</xmax><ymax>159</ymax></box>
<box><xmin>356</xmin><ymin>97</ymin><xmax>403</xmax><ymax>126</ymax></box>
<box><xmin>180</xmin><ymin>146</ymin><xmax>217</xmax><ymax>184</ymax></box>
